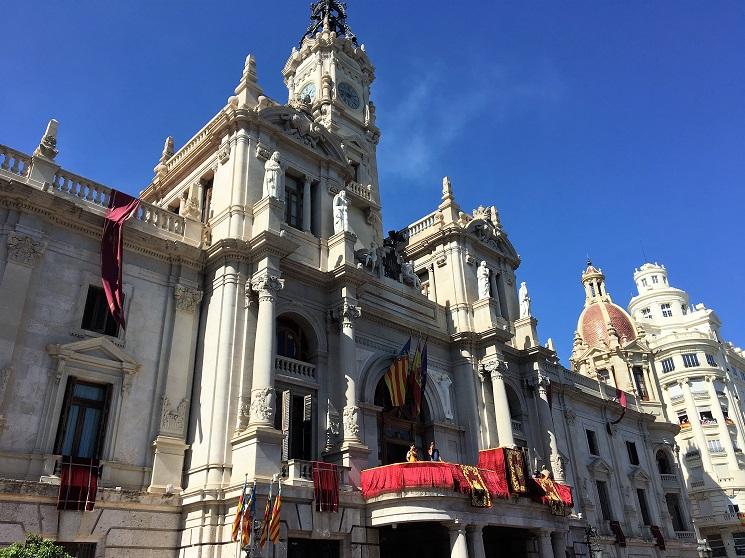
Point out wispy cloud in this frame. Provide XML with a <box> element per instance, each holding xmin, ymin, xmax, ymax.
<box><xmin>376</xmin><ymin>59</ymin><xmax>567</xmax><ymax>184</ymax></box>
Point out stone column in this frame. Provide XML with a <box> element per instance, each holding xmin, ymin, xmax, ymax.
<box><xmin>536</xmin><ymin>375</ymin><xmax>562</xmax><ymax>480</ymax></box>
<box><xmin>149</xmin><ymin>284</ymin><xmax>202</xmax><ymax>493</ymax></box>
<box><xmin>484</xmin><ymin>361</ymin><xmax>514</xmax><ymax>448</ymax></box>
<box><xmin>448</xmin><ymin>524</ymin><xmax>470</xmax><ymax>558</ymax></box>
<box><xmin>339</xmin><ymin>298</ymin><xmax>362</xmax><ymax>443</ymax></box>
<box><xmin>479</xmin><ymin>371</ymin><xmax>498</xmax><ymax>448</ymax></box>
<box><xmin>454</xmin><ymin>346</ymin><xmax>481</xmax><ymax>462</ymax></box>
<box><xmin>466</xmin><ymin>526</ymin><xmax>486</xmax><ymax>558</ymax></box>
<box><xmin>536</xmin><ymin>530</ymin><xmax>554</xmax><ymax>558</ymax></box>
<box><xmin>706</xmin><ymin>375</ymin><xmax>739</xmax><ymax>470</ymax></box>
<box><xmin>248</xmin><ymin>271</ymin><xmax>284</xmax><ymax>426</ymax></box>
<box><xmin>551</xmin><ymin>531</ymin><xmax>566</xmax><ymax>558</ymax></box>
<box><xmin>302</xmin><ymin>177</ymin><xmax>312</xmax><ymax>232</ymax></box>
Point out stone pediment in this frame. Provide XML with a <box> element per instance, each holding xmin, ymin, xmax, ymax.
<box><xmin>463</xmin><ymin>215</ymin><xmax>519</xmax><ymax>265</ymax></box>
<box><xmin>629</xmin><ymin>466</ymin><xmax>650</xmax><ymax>484</ymax></box>
<box><xmin>588</xmin><ymin>456</ymin><xmax>613</xmax><ymax>475</ymax></box>
<box><xmin>47</xmin><ymin>337</ymin><xmax>140</xmax><ymax>373</ymax></box>
<box><xmin>258</xmin><ymin>106</ymin><xmax>348</xmax><ymax>166</ymax></box>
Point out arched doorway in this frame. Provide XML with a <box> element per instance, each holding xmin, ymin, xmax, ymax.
<box><xmin>374</xmin><ymin>373</ymin><xmax>433</xmax><ymax>465</ymax></box>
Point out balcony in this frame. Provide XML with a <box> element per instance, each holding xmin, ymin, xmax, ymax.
<box><xmin>695</xmin><ymin>512</ymin><xmax>745</xmax><ymax>527</ymax></box>
<box><xmin>511</xmin><ymin>420</ymin><xmax>524</xmax><ymax>436</ymax></box>
<box><xmin>701</xmin><ymin>418</ymin><xmax>719</xmax><ymax>429</ymax></box>
<box><xmin>281</xmin><ymin>459</ymin><xmax>350</xmax><ymax>487</ymax></box>
<box><xmin>675</xmin><ymin>531</ymin><xmax>696</xmax><ymax>541</ymax></box>
<box><xmin>660</xmin><ymin>473</ymin><xmax>679</xmax><ymax>488</ymax></box>
<box><xmin>275</xmin><ymin>355</ymin><xmax>317</xmax><ymax>384</ymax></box>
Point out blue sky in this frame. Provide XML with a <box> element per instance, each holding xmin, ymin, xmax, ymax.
<box><xmin>3</xmin><ymin>1</ymin><xmax>744</xmax><ymax>362</ymax></box>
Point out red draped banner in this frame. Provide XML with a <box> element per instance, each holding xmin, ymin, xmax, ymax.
<box><xmin>101</xmin><ymin>190</ymin><xmax>140</xmax><ymax>330</ymax></box>
<box><xmin>57</xmin><ymin>456</ymin><xmax>99</xmax><ymax>511</ymax></box>
<box><xmin>312</xmin><ymin>461</ymin><xmax>339</xmax><ymax>512</ymax></box>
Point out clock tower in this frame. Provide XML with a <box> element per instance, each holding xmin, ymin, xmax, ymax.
<box><xmin>282</xmin><ymin>1</ymin><xmax>381</xmax><ymax>211</ymax></box>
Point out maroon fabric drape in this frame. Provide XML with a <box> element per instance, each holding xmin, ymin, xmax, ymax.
<box><xmin>312</xmin><ymin>461</ymin><xmax>339</xmax><ymax>512</ymax></box>
<box><xmin>57</xmin><ymin>456</ymin><xmax>99</xmax><ymax>511</ymax></box>
<box><xmin>650</xmin><ymin>525</ymin><xmax>665</xmax><ymax>550</ymax></box>
<box><xmin>101</xmin><ymin>190</ymin><xmax>140</xmax><ymax>330</ymax></box>
<box><xmin>360</xmin><ymin>462</ymin><xmax>509</xmax><ymax>500</ymax></box>
<box><xmin>609</xmin><ymin>521</ymin><xmax>626</xmax><ymax>547</ymax></box>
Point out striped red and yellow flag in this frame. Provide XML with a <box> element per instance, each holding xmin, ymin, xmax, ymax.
<box><xmin>259</xmin><ymin>491</ymin><xmax>272</xmax><ymax>549</ymax></box>
<box><xmin>384</xmin><ymin>355</ymin><xmax>409</xmax><ymax>406</ymax></box>
<box><xmin>231</xmin><ymin>479</ymin><xmax>247</xmax><ymax>542</ymax></box>
<box><xmin>269</xmin><ymin>486</ymin><xmax>282</xmax><ymax>544</ymax></box>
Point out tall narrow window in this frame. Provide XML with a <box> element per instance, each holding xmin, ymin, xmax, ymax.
<box><xmin>641</xmin><ymin>278</ymin><xmax>648</xmax><ymax>287</ymax></box>
<box><xmin>596</xmin><ymin>480</ymin><xmax>613</xmax><ymax>521</ymax></box>
<box><xmin>55</xmin><ymin>379</ymin><xmax>111</xmax><ymax>459</ymax></box>
<box><xmin>652</xmin><ymin>275</ymin><xmax>659</xmax><ymax>284</ymax></box>
<box><xmin>633</xmin><ymin>367</ymin><xmax>649</xmax><ymax>401</ymax></box>
<box><xmin>637</xmin><ymin>489</ymin><xmax>651</xmax><ymax>525</ymax></box>
<box><xmin>665</xmin><ymin>493</ymin><xmax>687</xmax><ymax>531</ymax></box>
<box><xmin>201</xmin><ymin>178</ymin><xmax>213</xmax><ymax>224</ymax></box>
<box><xmin>586</xmin><ymin>429</ymin><xmax>599</xmax><ymax>456</ymax></box>
<box><xmin>626</xmin><ymin>441</ymin><xmax>640</xmax><ymax>465</ymax></box>
<box><xmin>284</xmin><ymin>175</ymin><xmax>304</xmax><ymax>230</ymax></box>
<box><xmin>279</xmin><ymin>389</ymin><xmax>314</xmax><ymax>462</ymax></box>
<box><xmin>81</xmin><ymin>285</ymin><xmax>120</xmax><ymax>337</ymax></box>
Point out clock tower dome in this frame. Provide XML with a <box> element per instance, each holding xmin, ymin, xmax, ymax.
<box><xmin>282</xmin><ymin>1</ymin><xmax>381</xmax><ymax>213</ymax></box>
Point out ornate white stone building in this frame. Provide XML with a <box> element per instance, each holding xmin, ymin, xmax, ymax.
<box><xmin>627</xmin><ymin>263</ymin><xmax>745</xmax><ymax>557</ymax></box>
<box><xmin>0</xmin><ymin>3</ymin><xmax>700</xmax><ymax>557</ymax></box>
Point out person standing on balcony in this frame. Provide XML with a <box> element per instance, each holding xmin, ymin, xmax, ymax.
<box><xmin>406</xmin><ymin>444</ymin><xmax>418</xmax><ymax>462</ymax></box>
<box><xmin>427</xmin><ymin>441</ymin><xmax>442</xmax><ymax>462</ymax></box>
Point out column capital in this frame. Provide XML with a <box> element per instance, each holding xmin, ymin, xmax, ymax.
<box><xmin>250</xmin><ymin>271</ymin><xmax>284</xmax><ymax>301</ymax></box>
<box><xmin>173</xmin><ymin>284</ymin><xmax>203</xmax><ymax>313</ymax></box>
<box><xmin>480</xmin><ymin>359</ymin><xmax>507</xmax><ymax>380</ymax></box>
<box><xmin>7</xmin><ymin>233</ymin><xmax>45</xmax><ymax>267</ymax></box>
<box><xmin>334</xmin><ymin>300</ymin><xmax>361</xmax><ymax>328</ymax></box>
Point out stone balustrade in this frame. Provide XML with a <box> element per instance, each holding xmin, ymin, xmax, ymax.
<box><xmin>675</xmin><ymin>531</ymin><xmax>695</xmax><ymax>541</ymax></box>
<box><xmin>660</xmin><ymin>473</ymin><xmax>678</xmax><ymax>487</ymax></box>
<box><xmin>406</xmin><ymin>212</ymin><xmax>439</xmax><ymax>238</ymax></box>
<box><xmin>164</xmin><ymin>117</ymin><xmax>218</xmax><ymax>173</ymax></box>
<box><xmin>275</xmin><ymin>355</ymin><xmax>317</xmax><ymax>382</ymax></box>
<box><xmin>346</xmin><ymin>180</ymin><xmax>372</xmax><ymax>202</ymax></box>
<box><xmin>51</xmin><ymin>168</ymin><xmax>185</xmax><ymax>235</ymax></box>
<box><xmin>0</xmin><ymin>145</ymin><xmax>31</xmax><ymax>177</ymax></box>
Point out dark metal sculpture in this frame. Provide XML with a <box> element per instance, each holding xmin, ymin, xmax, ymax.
<box><xmin>381</xmin><ymin>230</ymin><xmax>406</xmax><ymax>280</ymax></box>
<box><xmin>300</xmin><ymin>0</ymin><xmax>357</xmax><ymax>45</ymax></box>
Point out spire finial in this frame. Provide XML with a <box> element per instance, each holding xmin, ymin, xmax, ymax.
<box><xmin>300</xmin><ymin>0</ymin><xmax>357</xmax><ymax>45</ymax></box>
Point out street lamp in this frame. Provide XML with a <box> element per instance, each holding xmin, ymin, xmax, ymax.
<box><xmin>585</xmin><ymin>525</ymin><xmax>603</xmax><ymax>558</ymax></box>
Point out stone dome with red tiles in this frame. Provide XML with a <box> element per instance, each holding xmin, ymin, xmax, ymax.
<box><xmin>578</xmin><ymin>301</ymin><xmax>637</xmax><ymax>347</ymax></box>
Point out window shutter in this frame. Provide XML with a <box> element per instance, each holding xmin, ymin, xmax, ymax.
<box><xmin>303</xmin><ymin>394</ymin><xmax>313</xmax><ymax>422</ymax></box>
<box><xmin>281</xmin><ymin>390</ymin><xmax>291</xmax><ymax>462</ymax></box>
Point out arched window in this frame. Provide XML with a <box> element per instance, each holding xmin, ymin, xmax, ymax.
<box><xmin>276</xmin><ymin>317</ymin><xmax>310</xmax><ymax>362</ymax></box>
<box><xmin>374</xmin><ymin>371</ymin><xmax>431</xmax><ymax>465</ymax></box>
<box><xmin>656</xmin><ymin>449</ymin><xmax>672</xmax><ymax>474</ymax></box>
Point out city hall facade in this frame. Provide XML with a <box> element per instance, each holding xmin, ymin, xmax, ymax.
<box><xmin>0</xmin><ymin>2</ymin><xmax>726</xmax><ymax>557</ymax></box>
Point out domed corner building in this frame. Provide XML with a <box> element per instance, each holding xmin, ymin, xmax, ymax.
<box><xmin>0</xmin><ymin>2</ymin><xmax>701</xmax><ymax>558</ymax></box>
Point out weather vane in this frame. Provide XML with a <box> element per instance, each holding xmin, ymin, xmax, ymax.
<box><xmin>300</xmin><ymin>0</ymin><xmax>357</xmax><ymax>45</ymax></box>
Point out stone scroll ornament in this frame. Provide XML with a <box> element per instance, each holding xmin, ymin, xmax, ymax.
<box><xmin>101</xmin><ymin>190</ymin><xmax>141</xmax><ymax>329</ymax></box>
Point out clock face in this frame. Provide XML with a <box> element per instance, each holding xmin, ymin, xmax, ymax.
<box><xmin>299</xmin><ymin>82</ymin><xmax>317</xmax><ymax>103</ymax></box>
<box><xmin>337</xmin><ymin>82</ymin><xmax>360</xmax><ymax>109</ymax></box>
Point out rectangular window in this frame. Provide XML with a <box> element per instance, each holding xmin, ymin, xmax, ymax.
<box><xmin>661</xmin><ymin>358</ymin><xmax>675</xmax><ymax>373</ymax></box>
<box><xmin>278</xmin><ymin>389</ymin><xmax>314</xmax><ymax>461</ymax></box>
<box><xmin>54</xmin><ymin>378</ymin><xmax>111</xmax><ymax>459</ymax></box>
<box><xmin>661</xmin><ymin>303</ymin><xmax>672</xmax><ymax>317</ymax></box>
<box><xmin>637</xmin><ymin>488</ymin><xmax>651</xmax><ymax>525</ymax></box>
<box><xmin>596</xmin><ymin>480</ymin><xmax>613</xmax><ymax>521</ymax></box>
<box><xmin>626</xmin><ymin>441</ymin><xmax>640</xmax><ymax>465</ymax></box>
<box><xmin>707</xmin><ymin>439</ymin><xmax>725</xmax><ymax>453</ymax></box>
<box><xmin>633</xmin><ymin>366</ymin><xmax>650</xmax><ymax>401</ymax></box>
<box><xmin>665</xmin><ymin>493</ymin><xmax>687</xmax><ymax>531</ymax></box>
<box><xmin>284</xmin><ymin>175</ymin><xmax>304</xmax><ymax>230</ymax></box>
<box><xmin>732</xmin><ymin>532</ymin><xmax>745</xmax><ymax>556</ymax></box>
<box><xmin>641</xmin><ymin>278</ymin><xmax>648</xmax><ymax>287</ymax></box>
<box><xmin>681</xmin><ymin>304</ymin><xmax>688</xmax><ymax>315</ymax></box>
<box><xmin>706</xmin><ymin>354</ymin><xmax>718</xmax><ymax>367</ymax></box>
<box><xmin>729</xmin><ymin>504</ymin><xmax>741</xmax><ymax>514</ymax></box>
<box><xmin>201</xmin><ymin>178</ymin><xmax>213</xmax><ymax>224</ymax></box>
<box><xmin>709</xmin><ymin>534</ymin><xmax>727</xmax><ymax>558</ymax></box>
<box><xmin>682</xmin><ymin>353</ymin><xmax>700</xmax><ymax>368</ymax></box>
<box><xmin>652</xmin><ymin>275</ymin><xmax>659</xmax><ymax>284</ymax></box>
<box><xmin>641</xmin><ymin>307</ymin><xmax>652</xmax><ymax>319</ymax></box>
<box><xmin>81</xmin><ymin>285</ymin><xmax>120</xmax><ymax>337</ymax></box>
<box><xmin>586</xmin><ymin>429</ymin><xmax>599</xmax><ymax>456</ymax></box>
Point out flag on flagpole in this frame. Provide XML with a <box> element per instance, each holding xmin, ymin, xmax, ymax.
<box><xmin>384</xmin><ymin>356</ymin><xmax>408</xmax><ymax>406</ymax></box>
<box><xmin>259</xmin><ymin>481</ymin><xmax>273</xmax><ymax>548</ymax></box>
<box><xmin>400</xmin><ymin>337</ymin><xmax>411</xmax><ymax>356</ymax></box>
<box><xmin>241</xmin><ymin>481</ymin><xmax>256</xmax><ymax>548</ymax></box>
<box><xmin>408</xmin><ymin>338</ymin><xmax>423</xmax><ymax>416</ymax></box>
<box><xmin>269</xmin><ymin>481</ymin><xmax>282</xmax><ymax>544</ymax></box>
<box><xmin>419</xmin><ymin>338</ymin><xmax>428</xmax><ymax>411</ymax></box>
<box><xmin>231</xmin><ymin>477</ymin><xmax>248</xmax><ymax>542</ymax></box>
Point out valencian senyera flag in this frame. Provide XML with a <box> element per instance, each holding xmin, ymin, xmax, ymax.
<box><xmin>269</xmin><ymin>481</ymin><xmax>282</xmax><ymax>544</ymax></box>
<box><xmin>231</xmin><ymin>477</ymin><xmax>248</xmax><ymax>542</ymax></box>
<box><xmin>384</xmin><ymin>337</ymin><xmax>411</xmax><ymax>407</ymax></box>
<box><xmin>259</xmin><ymin>481</ymin><xmax>273</xmax><ymax>548</ymax></box>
